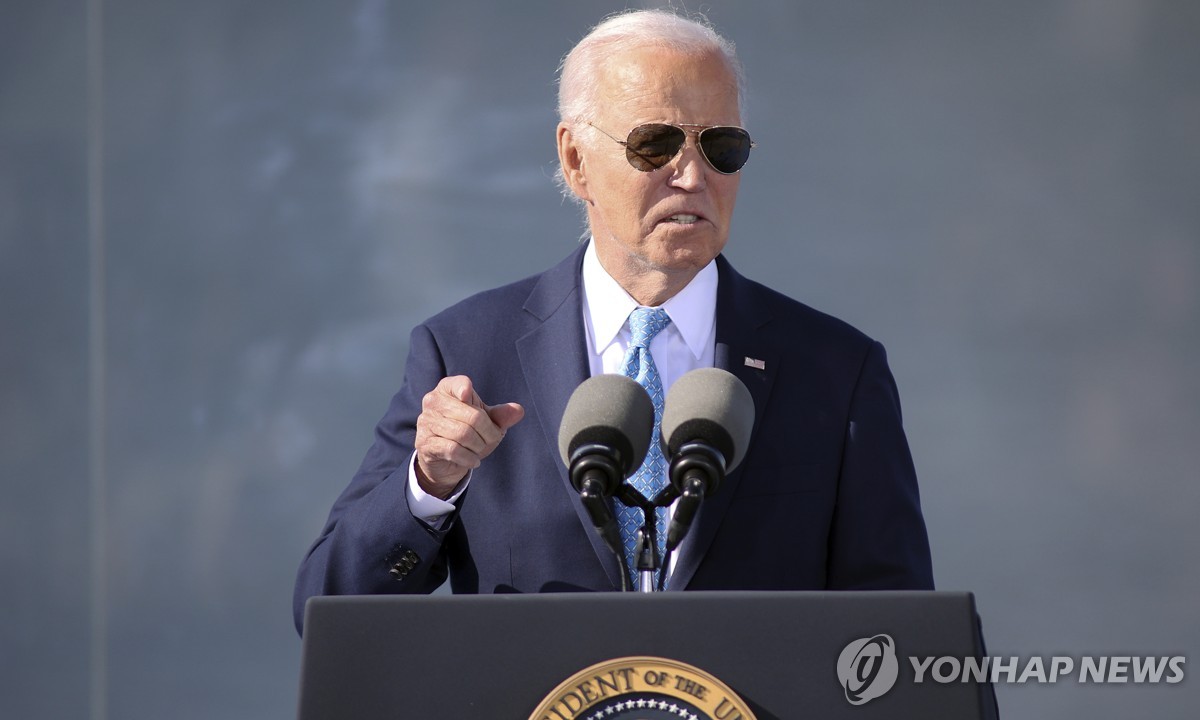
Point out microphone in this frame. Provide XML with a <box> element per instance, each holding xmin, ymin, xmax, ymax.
<box><xmin>660</xmin><ymin>368</ymin><xmax>755</xmax><ymax>550</ymax></box>
<box><xmin>557</xmin><ymin>374</ymin><xmax>654</xmax><ymax>590</ymax></box>
<box><xmin>558</xmin><ymin>374</ymin><xmax>654</xmax><ymax>491</ymax></box>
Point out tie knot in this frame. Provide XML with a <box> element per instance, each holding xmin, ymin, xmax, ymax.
<box><xmin>628</xmin><ymin>307</ymin><xmax>672</xmax><ymax>348</ymax></box>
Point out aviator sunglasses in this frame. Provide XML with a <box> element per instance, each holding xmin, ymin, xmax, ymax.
<box><xmin>589</xmin><ymin>122</ymin><xmax>756</xmax><ymax>175</ymax></box>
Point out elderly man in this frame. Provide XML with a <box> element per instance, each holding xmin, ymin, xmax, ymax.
<box><xmin>294</xmin><ymin>10</ymin><xmax>933</xmax><ymax>633</ymax></box>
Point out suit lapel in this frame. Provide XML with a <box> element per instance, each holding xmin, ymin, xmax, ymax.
<box><xmin>668</xmin><ymin>256</ymin><xmax>777</xmax><ymax>590</ymax></box>
<box><xmin>514</xmin><ymin>244</ymin><xmax>625</xmax><ymax>589</ymax></box>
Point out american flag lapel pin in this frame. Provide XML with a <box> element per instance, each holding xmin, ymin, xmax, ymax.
<box><xmin>744</xmin><ymin>357</ymin><xmax>766</xmax><ymax>370</ymax></box>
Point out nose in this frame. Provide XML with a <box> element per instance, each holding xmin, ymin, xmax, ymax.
<box><xmin>666</xmin><ymin>136</ymin><xmax>708</xmax><ymax>192</ymax></box>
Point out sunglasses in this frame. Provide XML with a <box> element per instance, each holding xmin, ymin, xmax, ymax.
<box><xmin>589</xmin><ymin>122</ymin><xmax>755</xmax><ymax>175</ymax></box>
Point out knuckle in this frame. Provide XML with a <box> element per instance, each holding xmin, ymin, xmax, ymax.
<box><xmin>464</xmin><ymin>404</ymin><xmax>488</xmax><ymax>426</ymax></box>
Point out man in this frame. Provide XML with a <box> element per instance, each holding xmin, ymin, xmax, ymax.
<box><xmin>294</xmin><ymin>10</ymin><xmax>933</xmax><ymax>634</ymax></box>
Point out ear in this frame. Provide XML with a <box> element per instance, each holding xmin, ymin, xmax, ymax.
<box><xmin>556</xmin><ymin>122</ymin><xmax>592</xmax><ymax>203</ymax></box>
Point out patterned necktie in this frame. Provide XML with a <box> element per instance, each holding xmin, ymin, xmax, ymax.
<box><xmin>618</xmin><ymin>306</ymin><xmax>672</xmax><ymax>590</ymax></box>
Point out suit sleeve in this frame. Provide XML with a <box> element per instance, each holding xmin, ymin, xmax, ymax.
<box><xmin>826</xmin><ymin>340</ymin><xmax>935</xmax><ymax>590</ymax></box>
<box><xmin>292</xmin><ymin>324</ymin><xmax>454</xmax><ymax>634</ymax></box>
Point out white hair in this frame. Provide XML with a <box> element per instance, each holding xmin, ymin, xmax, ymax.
<box><xmin>554</xmin><ymin>9</ymin><xmax>746</xmax><ymax>204</ymax></box>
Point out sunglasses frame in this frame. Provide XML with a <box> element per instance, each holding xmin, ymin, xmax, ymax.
<box><xmin>588</xmin><ymin>121</ymin><xmax>756</xmax><ymax>175</ymax></box>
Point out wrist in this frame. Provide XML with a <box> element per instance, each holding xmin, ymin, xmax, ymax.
<box><xmin>414</xmin><ymin>461</ymin><xmax>463</xmax><ymax>500</ymax></box>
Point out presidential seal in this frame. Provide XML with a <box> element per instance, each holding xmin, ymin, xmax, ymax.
<box><xmin>529</xmin><ymin>656</ymin><xmax>757</xmax><ymax>720</ymax></box>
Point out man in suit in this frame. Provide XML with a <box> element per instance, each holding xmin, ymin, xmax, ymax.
<box><xmin>294</xmin><ymin>9</ymin><xmax>933</xmax><ymax>634</ymax></box>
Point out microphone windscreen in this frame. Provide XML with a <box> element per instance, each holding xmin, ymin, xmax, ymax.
<box><xmin>662</xmin><ymin>368</ymin><xmax>755</xmax><ymax>471</ymax></box>
<box><xmin>557</xmin><ymin>374</ymin><xmax>654</xmax><ymax>476</ymax></box>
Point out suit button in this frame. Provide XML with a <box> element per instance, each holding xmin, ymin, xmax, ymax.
<box><xmin>386</xmin><ymin>545</ymin><xmax>421</xmax><ymax>581</ymax></box>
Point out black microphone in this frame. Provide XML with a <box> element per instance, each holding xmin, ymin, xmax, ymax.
<box><xmin>558</xmin><ymin>374</ymin><xmax>654</xmax><ymax>491</ymax></box>
<box><xmin>558</xmin><ymin>374</ymin><xmax>654</xmax><ymax>589</ymax></box>
<box><xmin>660</xmin><ymin>368</ymin><xmax>755</xmax><ymax>550</ymax></box>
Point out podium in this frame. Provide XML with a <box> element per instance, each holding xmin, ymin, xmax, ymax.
<box><xmin>297</xmin><ymin>591</ymin><xmax>998</xmax><ymax>719</ymax></box>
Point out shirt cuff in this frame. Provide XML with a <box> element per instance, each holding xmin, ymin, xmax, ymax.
<box><xmin>405</xmin><ymin>453</ymin><xmax>471</xmax><ymax>529</ymax></box>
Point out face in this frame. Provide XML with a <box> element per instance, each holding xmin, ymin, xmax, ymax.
<box><xmin>558</xmin><ymin>46</ymin><xmax>743</xmax><ymax>303</ymax></box>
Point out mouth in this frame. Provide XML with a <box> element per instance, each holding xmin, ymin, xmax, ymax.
<box><xmin>659</xmin><ymin>213</ymin><xmax>703</xmax><ymax>226</ymax></box>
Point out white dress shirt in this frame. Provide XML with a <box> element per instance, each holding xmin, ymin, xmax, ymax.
<box><xmin>580</xmin><ymin>240</ymin><xmax>717</xmax><ymax>386</ymax></box>
<box><xmin>406</xmin><ymin>240</ymin><xmax>719</xmax><ymax>536</ymax></box>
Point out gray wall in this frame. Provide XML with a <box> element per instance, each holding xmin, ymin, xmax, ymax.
<box><xmin>2</xmin><ymin>1</ymin><xmax>1197</xmax><ymax>718</ymax></box>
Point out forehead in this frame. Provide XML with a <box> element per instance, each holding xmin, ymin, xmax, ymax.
<box><xmin>594</xmin><ymin>46</ymin><xmax>740</xmax><ymax>126</ymax></box>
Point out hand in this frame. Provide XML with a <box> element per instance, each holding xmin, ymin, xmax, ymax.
<box><xmin>413</xmin><ymin>375</ymin><xmax>525</xmax><ymax>499</ymax></box>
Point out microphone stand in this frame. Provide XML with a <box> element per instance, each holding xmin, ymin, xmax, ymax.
<box><xmin>616</xmin><ymin>484</ymin><xmax>685</xmax><ymax>592</ymax></box>
<box><xmin>616</xmin><ymin>485</ymin><xmax>663</xmax><ymax>592</ymax></box>
<box><xmin>632</xmin><ymin>528</ymin><xmax>655</xmax><ymax>594</ymax></box>
<box><xmin>613</xmin><ymin>444</ymin><xmax>726</xmax><ymax>592</ymax></box>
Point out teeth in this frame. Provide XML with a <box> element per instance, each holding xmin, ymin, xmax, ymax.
<box><xmin>667</xmin><ymin>214</ymin><xmax>699</xmax><ymax>224</ymax></box>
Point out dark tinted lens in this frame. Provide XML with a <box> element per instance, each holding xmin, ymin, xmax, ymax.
<box><xmin>624</xmin><ymin>124</ymin><xmax>686</xmax><ymax>171</ymax></box>
<box><xmin>698</xmin><ymin>126</ymin><xmax>753</xmax><ymax>174</ymax></box>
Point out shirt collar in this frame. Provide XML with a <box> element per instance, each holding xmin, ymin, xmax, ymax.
<box><xmin>581</xmin><ymin>239</ymin><xmax>718</xmax><ymax>359</ymax></box>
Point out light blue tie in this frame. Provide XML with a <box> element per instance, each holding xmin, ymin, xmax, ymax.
<box><xmin>618</xmin><ymin>307</ymin><xmax>672</xmax><ymax>590</ymax></box>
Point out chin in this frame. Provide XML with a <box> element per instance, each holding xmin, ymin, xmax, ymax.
<box><xmin>646</xmin><ymin>247</ymin><xmax>721</xmax><ymax>277</ymax></box>
<box><xmin>654</xmin><ymin>232</ymin><xmax>724</xmax><ymax>267</ymax></box>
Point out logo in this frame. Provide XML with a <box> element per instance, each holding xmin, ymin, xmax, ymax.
<box><xmin>529</xmin><ymin>656</ymin><xmax>757</xmax><ymax>720</ymax></box>
<box><xmin>834</xmin><ymin>631</ymin><xmax>1185</xmax><ymax>710</ymax></box>
<box><xmin>837</xmin><ymin>634</ymin><xmax>899</xmax><ymax>706</ymax></box>
<box><xmin>909</xmin><ymin>655</ymin><xmax>1186</xmax><ymax>684</ymax></box>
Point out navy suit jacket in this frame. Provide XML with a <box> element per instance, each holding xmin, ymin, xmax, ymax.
<box><xmin>294</xmin><ymin>244</ymin><xmax>933</xmax><ymax>632</ymax></box>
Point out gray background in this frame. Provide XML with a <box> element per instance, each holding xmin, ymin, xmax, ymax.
<box><xmin>2</xmin><ymin>1</ymin><xmax>1197</xmax><ymax>718</ymax></box>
